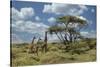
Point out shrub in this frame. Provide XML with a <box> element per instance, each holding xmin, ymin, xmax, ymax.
<box><xmin>12</xmin><ymin>53</ymin><xmax>40</xmax><ymax>66</ymax></box>
<box><xmin>11</xmin><ymin>48</ymin><xmax>22</xmax><ymax>59</ymax></box>
<box><xmin>88</xmin><ymin>40</ymin><xmax>96</xmax><ymax>49</ymax></box>
<box><xmin>12</xmin><ymin>57</ymin><xmax>39</xmax><ymax>66</ymax></box>
<box><xmin>40</xmin><ymin>51</ymin><xmax>62</xmax><ymax>64</ymax></box>
<box><xmin>40</xmin><ymin>51</ymin><xmax>73</xmax><ymax>64</ymax></box>
<box><xmin>69</xmin><ymin>49</ymin><xmax>86</xmax><ymax>55</ymax></box>
<box><xmin>49</xmin><ymin>46</ymin><xmax>59</xmax><ymax>51</ymax></box>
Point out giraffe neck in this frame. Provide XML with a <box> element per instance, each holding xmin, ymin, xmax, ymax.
<box><xmin>31</xmin><ymin>37</ymin><xmax>35</xmax><ymax>44</ymax></box>
<box><xmin>44</xmin><ymin>31</ymin><xmax>47</xmax><ymax>43</ymax></box>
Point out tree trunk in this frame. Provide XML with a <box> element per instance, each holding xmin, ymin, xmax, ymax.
<box><xmin>59</xmin><ymin>32</ymin><xmax>66</xmax><ymax>45</ymax></box>
<box><xmin>55</xmin><ymin>32</ymin><xmax>63</xmax><ymax>43</ymax></box>
<box><xmin>44</xmin><ymin>31</ymin><xmax>48</xmax><ymax>52</ymax></box>
<box><xmin>64</xmin><ymin>34</ymin><xmax>70</xmax><ymax>44</ymax></box>
<box><xmin>69</xmin><ymin>33</ymin><xmax>73</xmax><ymax>43</ymax></box>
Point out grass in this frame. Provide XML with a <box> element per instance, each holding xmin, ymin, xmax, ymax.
<box><xmin>11</xmin><ymin>39</ymin><xmax>96</xmax><ymax>66</ymax></box>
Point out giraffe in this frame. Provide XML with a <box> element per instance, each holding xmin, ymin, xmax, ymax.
<box><xmin>28</xmin><ymin>36</ymin><xmax>38</xmax><ymax>55</ymax></box>
<box><xmin>36</xmin><ymin>37</ymin><xmax>42</xmax><ymax>49</ymax></box>
<box><xmin>28</xmin><ymin>31</ymin><xmax>48</xmax><ymax>55</ymax></box>
<box><xmin>41</xmin><ymin>31</ymin><xmax>48</xmax><ymax>53</ymax></box>
<box><xmin>35</xmin><ymin>37</ymin><xmax>42</xmax><ymax>55</ymax></box>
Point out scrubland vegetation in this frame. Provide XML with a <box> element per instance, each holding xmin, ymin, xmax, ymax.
<box><xmin>11</xmin><ymin>38</ymin><xmax>96</xmax><ymax>66</ymax></box>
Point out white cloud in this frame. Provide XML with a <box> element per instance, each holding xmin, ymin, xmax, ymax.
<box><xmin>48</xmin><ymin>17</ymin><xmax>56</xmax><ymax>23</ymax></box>
<box><xmin>11</xmin><ymin>7</ymin><xmax>49</xmax><ymax>35</ymax></box>
<box><xmin>43</xmin><ymin>3</ymin><xmax>88</xmax><ymax>15</ymax></box>
<box><xmin>43</xmin><ymin>4</ymin><xmax>52</xmax><ymax>13</ymax></box>
<box><xmin>11</xmin><ymin>7</ymin><xmax>49</xmax><ymax>37</ymax></box>
<box><xmin>11</xmin><ymin>7</ymin><xmax>20</xmax><ymax>21</ymax></box>
<box><xmin>76</xmin><ymin>16</ymin><xmax>87</xmax><ymax>21</ymax></box>
<box><xmin>91</xmin><ymin>9</ymin><xmax>95</xmax><ymax>13</ymax></box>
<box><xmin>78</xmin><ymin>5</ymin><xmax>88</xmax><ymax>10</ymax></box>
<box><xmin>48</xmin><ymin>34</ymin><xmax>59</xmax><ymax>42</ymax></box>
<box><xmin>12</xmin><ymin>20</ymin><xmax>49</xmax><ymax>37</ymax></box>
<box><xmin>81</xmin><ymin>31</ymin><xmax>88</xmax><ymax>35</ymax></box>
<box><xmin>11</xmin><ymin>7</ymin><xmax>35</xmax><ymax>21</ymax></box>
<box><xmin>11</xmin><ymin>33</ymin><xmax>23</xmax><ymax>43</ymax></box>
<box><xmin>76</xmin><ymin>16</ymin><xmax>94</xmax><ymax>25</ymax></box>
<box><xmin>80</xmin><ymin>30</ymin><xmax>96</xmax><ymax>38</ymax></box>
<box><xmin>20</xmin><ymin>7</ymin><xmax>34</xmax><ymax>19</ymax></box>
<box><xmin>35</xmin><ymin>16</ymin><xmax>41</xmax><ymax>21</ymax></box>
<box><xmin>88</xmin><ymin>20</ymin><xmax>93</xmax><ymax>25</ymax></box>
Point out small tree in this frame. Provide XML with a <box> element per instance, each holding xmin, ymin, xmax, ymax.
<box><xmin>48</xmin><ymin>16</ymin><xmax>87</xmax><ymax>46</ymax></box>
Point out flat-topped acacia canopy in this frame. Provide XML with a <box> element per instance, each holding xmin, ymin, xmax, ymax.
<box><xmin>56</xmin><ymin>16</ymin><xmax>87</xmax><ymax>26</ymax></box>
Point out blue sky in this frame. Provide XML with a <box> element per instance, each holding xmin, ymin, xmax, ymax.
<box><xmin>11</xmin><ymin>1</ymin><xmax>96</xmax><ymax>43</ymax></box>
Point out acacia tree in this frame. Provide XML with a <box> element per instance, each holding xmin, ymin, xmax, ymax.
<box><xmin>48</xmin><ymin>16</ymin><xmax>87</xmax><ymax>45</ymax></box>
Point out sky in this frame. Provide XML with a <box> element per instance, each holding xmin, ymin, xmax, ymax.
<box><xmin>10</xmin><ymin>1</ymin><xmax>96</xmax><ymax>43</ymax></box>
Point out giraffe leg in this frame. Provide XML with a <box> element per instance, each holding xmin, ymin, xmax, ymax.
<box><xmin>36</xmin><ymin>46</ymin><xmax>39</xmax><ymax>56</ymax></box>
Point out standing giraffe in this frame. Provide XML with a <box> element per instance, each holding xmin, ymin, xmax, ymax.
<box><xmin>35</xmin><ymin>37</ymin><xmax>42</xmax><ymax>55</ymax></box>
<box><xmin>37</xmin><ymin>37</ymin><xmax>42</xmax><ymax>48</ymax></box>
<box><xmin>28</xmin><ymin>36</ymin><xmax>39</xmax><ymax>55</ymax></box>
<box><xmin>41</xmin><ymin>31</ymin><xmax>48</xmax><ymax>53</ymax></box>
